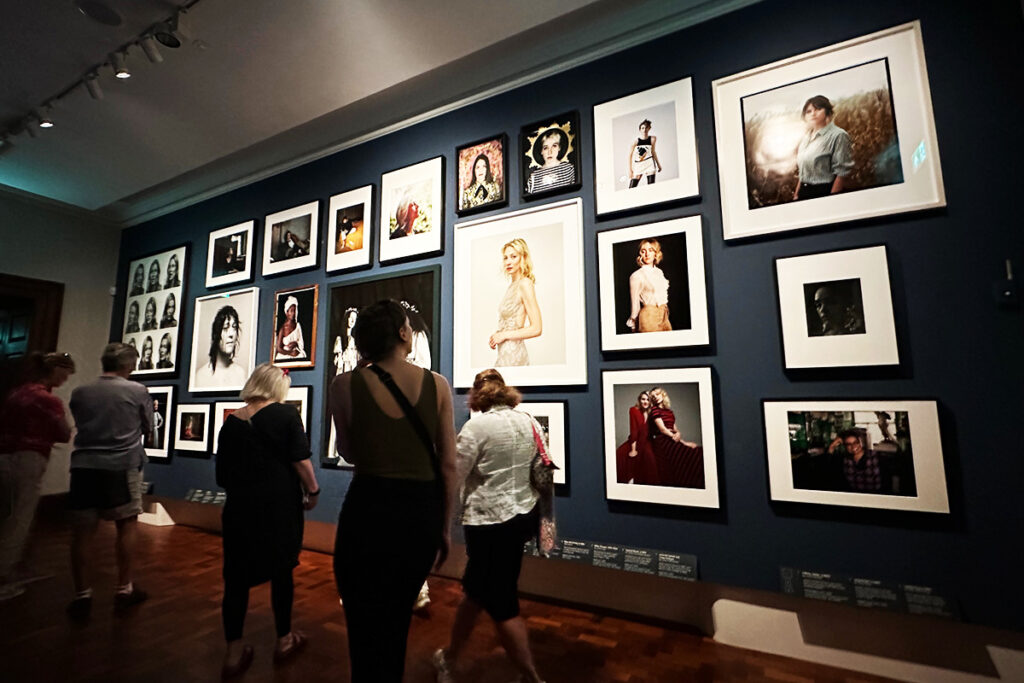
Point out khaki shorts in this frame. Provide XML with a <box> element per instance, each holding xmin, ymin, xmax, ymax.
<box><xmin>68</xmin><ymin>467</ymin><xmax>145</xmax><ymax>525</ymax></box>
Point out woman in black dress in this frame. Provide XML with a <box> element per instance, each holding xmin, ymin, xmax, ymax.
<box><xmin>215</xmin><ymin>363</ymin><xmax>320</xmax><ymax>678</ymax></box>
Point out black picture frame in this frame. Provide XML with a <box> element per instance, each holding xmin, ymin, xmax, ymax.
<box><xmin>455</xmin><ymin>133</ymin><xmax>509</xmax><ymax>216</ymax></box>
<box><xmin>519</xmin><ymin>111</ymin><xmax>582</xmax><ymax>201</ymax></box>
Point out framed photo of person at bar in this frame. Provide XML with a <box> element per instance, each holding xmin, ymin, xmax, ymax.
<box><xmin>121</xmin><ymin>244</ymin><xmax>188</xmax><ymax>379</ymax></box>
<box><xmin>206</xmin><ymin>221</ymin><xmax>254</xmax><ymax>288</ymax></box>
<box><xmin>774</xmin><ymin>244</ymin><xmax>898</xmax><ymax>369</ymax></box>
<box><xmin>597</xmin><ymin>215</ymin><xmax>709</xmax><ymax>351</ymax></box>
<box><xmin>763</xmin><ymin>399</ymin><xmax>948</xmax><ymax>512</ymax></box>
<box><xmin>262</xmin><ymin>201</ymin><xmax>319</xmax><ymax>276</ymax></box>
<box><xmin>712</xmin><ymin>21</ymin><xmax>945</xmax><ymax>240</ymax></box>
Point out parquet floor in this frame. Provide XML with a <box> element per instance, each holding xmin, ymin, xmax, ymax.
<box><xmin>0</xmin><ymin>519</ymin><xmax>894</xmax><ymax>682</ymax></box>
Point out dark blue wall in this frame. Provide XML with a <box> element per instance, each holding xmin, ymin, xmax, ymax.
<box><xmin>116</xmin><ymin>0</ymin><xmax>1024</xmax><ymax>630</ymax></box>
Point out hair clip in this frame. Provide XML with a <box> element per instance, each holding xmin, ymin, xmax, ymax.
<box><xmin>281</xmin><ymin>368</ymin><xmax>290</xmax><ymax>376</ymax></box>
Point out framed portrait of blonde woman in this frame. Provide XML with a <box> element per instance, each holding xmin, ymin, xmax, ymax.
<box><xmin>597</xmin><ymin>215</ymin><xmax>709</xmax><ymax>351</ymax></box>
<box><xmin>453</xmin><ymin>198</ymin><xmax>586</xmax><ymax>388</ymax></box>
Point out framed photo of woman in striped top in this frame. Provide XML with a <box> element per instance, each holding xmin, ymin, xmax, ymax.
<box><xmin>519</xmin><ymin>111</ymin><xmax>582</xmax><ymax>201</ymax></box>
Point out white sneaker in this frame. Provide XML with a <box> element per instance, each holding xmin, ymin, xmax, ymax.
<box><xmin>432</xmin><ymin>648</ymin><xmax>454</xmax><ymax>683</ymax></box>
<box><xmin>0</xmin><ymin>582</ymin><xmax>26</xmax><ymax>602</ymax></box>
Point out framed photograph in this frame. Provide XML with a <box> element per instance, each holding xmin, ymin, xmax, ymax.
<box><xmin>593</xmin><ymin>77</ymin><xmax>700</xmax><ymax>215</ymax></box>
<box><xmin>213</xmin><ymin>401</ymin><xmax>245</xmax><ymax>453</ymax></box>
<box><xmin>284</xmin><ymin>385</ymin><xmax>310</xmax><ymax>433</ymax></box>
<box><xmin>121</xmin><ymin>244</ymin><xmax>188</xmax><ymax>378</ymax></box>
<box><xmin>322</xmin><ymin>265</ymin><xmax>440</xmax><ymax>466</ymax></box>
<box><xmin>144</xmin><ymin>385</ymin><xmax>175</xmax><ymax>460</ymax></box>
<box><xmin>517</xmin><ymin>401</ymin><xmax>568</xmax><ymax>486</ymax></box>
<box><xmin>520</xmin><ymin>111</ymin><xmax>582</xmax><ymax>200</ymax></box>
<box><xmin>205</xmin><ymin>221</ymin><xmax>254</xmax><ymax>288</ymax></box>
<box><xmin>262</xmin><ymin>201</ymin><xmax>319</xmax><ymax>276</ymax></box>
<box><xmin>271</xmin><ymin>284</ymin><xmax>318</xmax><ymax>369</ymax></box>
<box><xmin>456</xmin><ymin>134</ymin><xmax>508</xmax><ymax>216</ymax></box>
<box><xmin>712</xmin><ymin>21</ymin><xmax>945</xmax><ymax>240</ymax></box>
<box><xmin>174</xmin><ymin>403</ymin><xmax>211</xmax><ymax>455</ymax></box>
<box><xmin>453</xmin><ymin>198</ymin><xmax>587</xmax><ymax>388</ymax></box>
<box><xmin>597</xmin><ymin>215</ymin><xmax>709</xmax><ymax>351</ymax></box>
<box><xmin>763</xmin><ymin>399</ymin><xmax>948</xmax><ymax>513</ymax></box>
<box><xmin>188</xmin><ymin>287</ymin><xmax>259</xmax><ymax>393</ymax></box>
<box><xmin>775</xmin><ymin>245</ymin><xmax>898</xmax><ymax>368</ymax></box>
<box><xmin>379</xmin><ymin>157</ymin><xmax>444</xmax><ymax>263</ymax></box>
<box><xmin>326</xmin><ymin>185</ymin><xmax>373</xmax><ymax>273</ymax></box>
<box><xmin>603</xmin><ymin>368</ymin><xmax>719</xmax><ymax>508</ymax></box>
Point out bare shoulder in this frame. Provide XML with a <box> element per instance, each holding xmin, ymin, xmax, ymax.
<box><xmin>517</xmin><ymin>277</ymin><xmax>537</xmax><ymax>295</ymax></box>
<box><xmin>431</xmin><ymin>370</ymin><xmax>452</xmax><ymax>397</ymax></box>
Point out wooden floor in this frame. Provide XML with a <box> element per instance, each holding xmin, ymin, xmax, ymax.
<box><xmin>0</xmin><ymin>520</ymin><xmax>893</xmax><ymax>683</ymax></box>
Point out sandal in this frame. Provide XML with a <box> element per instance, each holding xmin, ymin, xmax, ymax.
<box><xmin>221</xmin><ymin>645</ymin><xmax>254</xmax><ymax>680</ymax></box>
<box><xmin>273</xmin><ymin>630</ymin><xmax>308</xmax><ymax>665</ymax></box>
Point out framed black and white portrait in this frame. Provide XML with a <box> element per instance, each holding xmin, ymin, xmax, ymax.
<box><xmin>593</xmin><ymin>77</ymin><xmax>700</xmax><ymax>215</ymax></box>
<box><xmin>145</xmin><ymin>385</ymin><xmax>175</xmax><ymax>460</ymax></box>
<box><xmin>321</xmin><ymin>265</ymin><xmax>440</xmax><ymax>466</ymax></box>
<box><xmin>713</xmin><ymin>21</ymin><xmax>945</xmax><ymax>239</ymax></box>
<box><xmin>174</xmin><ymin>403</ymin><xmax>210</xmax><ymax>455</ymax></box>
<box><xmin>597</xmin><ymin>215</ymin><xmax>709</xmax><ymax>351</ymax></box>
<box><xmin>763</xmin><ymin>399</ymin><xmax>948</xmax><ymax>512</ymax></box>
<box><xmin>519</xmin><ymin>111</ymin><xmax>582</xmax><ymax>201</ymax></box>
<box><xmin>188</xmin><ymin>287</ymin><xmax>259</xmax><ymax>393</ymax></box>
<box><xmin>262</xmin><ymin>201</ymin><xmax>319</xmax><ymax>276</ymax></box>
<box><xmin>517</xmin><ymin>401</ymin><xmax>568</xmax><ymax>486</ymax></box>
<box><xmin>453</xmin><ymin>198</ymin><xmax>587</xmax><ymax>388</ymax></box>
<box><xmin>271</xmin><ymin>285</ymin><xmax>318</xmax><ymax>369</ymax></box>
<box><xmin>326</xmin><ymin>185</ymin><xmax>374</xmax><ymax>273</ymax></box>
<box><xmin>121</xmin><ymin>244</ymin><xmax>188</xmax><ymax>379</ymax></box>
<box><xmin>603</xmin><ymin>368</ymin><xmax>718</xmax><ymax>508</ymax></box>
<box><xmin>775</xmin><ymin>245</ymin><xmax>898</xmax><ymax>368</ymax></box>
<box><xmin>206</xmin><ymin>221</ymin><xmax>254</xmax><ymax>288</ymax></box>
<box><xmin>379</xmin><ymin>157</ymin><xmax>444</xmax><ymax>263</ymax></box>
<box><xmin>284</xmin><ymin>386</ymin><xmax>310</xmax><ymax>433</ymax></box>
<box><xmin>213</xmin><ymin>401</ymin><xmax>245</xmax><ymax>453</ymax></box>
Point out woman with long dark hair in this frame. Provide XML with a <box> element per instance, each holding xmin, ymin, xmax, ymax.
<box><xmin>194</xmin><ymin>305</ymin><xmax>246</xmax><ymax>387</ymax></box>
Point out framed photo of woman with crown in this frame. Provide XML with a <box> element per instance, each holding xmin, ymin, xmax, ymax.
<box><xmin>519</xmin><ymin>111</ymin><xmax>582</xmax><ymax>201</ymax></box>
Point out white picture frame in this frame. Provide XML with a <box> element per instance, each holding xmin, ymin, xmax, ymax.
<box><xmin>453</xmin><ymin>198</ymin><xmax>587</xmax><ymax>388</ymax></box>
<box><xmin>593</xmin><ymin>76</ymin><xmax>700</xmax><ymax>215</ymax></box>
<box><xmin>326</xmin><ymin>185</ymin><xmax>374</xmax><ymax>272</ymax></box>
<box><xmin>603</xmin><ymin>368</ymin><xmax>718</xmax><ymax>508</ymax></box>
<box><xmin>775</xmin><ymin>245</ymin><xmax>898</xmax><ymax>369</ymax></box>
<box><xmin>712</xmin><ymin>21</ymin><xmax>945</xmax><ymax>240</ymax></box>
<box><xmin>517</xmin><ymin>401</ymin><xmax>568</xmax><ymax>486</ymax></box>
<box><xmin>379</xmin><ymin>157</ymin><xmax>444</xmax><ymax>263</ymax></box>
<box><xmin>144</xmin><ymin>385</ymin><xmax>175</xmax><ymax>459</ymax></box>
<box><xmin>122</xmin><ymin>244</ymin><xmax>188</xmax><ymax>379</ymax></box>
<box><xmin>174</xmin><ymin>403</ymin><xmax>211</xmax><ymax>454</ymax></box>
<box><xmin>188</xmin><ymin>287</ymin><xmax>259</xmax><ymax>393</ymax></box>
<box><xmin>597</xmin><ymin>215</ymin><xmax>709</xmax><ymax>351</ymax></box>
<box><xmin>262</xmin><ymin>200</ymin><xmax>319</xmax><ymax>276</ymax></box>
<box><xmin>285</xmin><ymin>385</ymin><xmax>310</xmax><ymax>433</ymax></box>
<box><xmin>205</xmin><ymin>220</ymin><xmax>254</xmax><ymax>288</ymax></box>
<box><xmin>763</xmin><ymin>399</ymin><xmax>948</xmax><ymax>513</ymax></box>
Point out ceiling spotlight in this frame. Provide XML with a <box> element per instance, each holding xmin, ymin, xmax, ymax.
<box><xmin>84</xmin><ymin>73</ymin><xmax>104</xmax><ymax>100</ymax></box>
<box><xmin>111</xmin><ymin>51</ymin><xmax>131</xmax><ymax>79</ymax></box>
<box><xmin>140</xmin><ymin>35</ymin><xmax>163</xmax><ymax>63</ymax></box>
<box><xmin>36</xmin><ymin>108</ymin><xmax>54</xmax><ymax>128</ymax></box>
<box><xmin>153</xmin><ymin>10</ymin><xmax>192</xmax><ymax>49</ymax></box>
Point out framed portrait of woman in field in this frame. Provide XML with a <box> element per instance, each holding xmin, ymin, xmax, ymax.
<box><xmin>206</xmin><ymin>221</ymin><xmax>253</xmax><ymax>288</ymax></box>
<box><xmin>270</xmin><ymin>285</ymin><xmax>318</xmax><ymax>369</ymax></box>
<box><xmin>603</xmin><ymin>368</ymin><xmax>718</xmax><ymax>508</ymax></box>
<box><xmin>262</xmin><ymin>201</ymin><xmax>319</xmax><ymax>276</ymax></box>
<box><xmin>379</xmin><ymin>157</ymin><xmax>444</xmax><ymax>263</ymax></box>
<box><xmin>456</xmin><ymin>134</ymin><xmax>508</xmax><ymax>216</ymax></box>
<box><xmin>763</xmin><ymin>399</ymin><xmax>947</xmax><ymax>512</ymax></box>
<box><xmin>453</xmin><ymin>198</ymin><xmax>586</xmax><ymax>388</ymax></box>
<box><xmin>326</xmin><ymin>185</ymin><xmax>373</xmax><ymax>273</ymax></box>
<box><xmin>712</xmin><ymin>21</ymin><xmax>945</xmax><ymax>240</ymax></box>
<box><xmin>597</xmin><ymin>215</ymin><xmax>709</xmax><ymax>351</ymax></box>
<box><xmin>121</xmin><ymin>243</ymin><xmax>188</xmax><ymax>380</ymax></box>
<box><xmin>593</xmin><ymin>77</ymin><xmax>700</xmax><ymax>216</ymax></box>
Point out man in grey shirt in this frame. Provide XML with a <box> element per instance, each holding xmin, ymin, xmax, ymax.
<box><xmin>66</xmin><ymin>343</ymin><xmax>153</xmax><ymax>620</ymax></box>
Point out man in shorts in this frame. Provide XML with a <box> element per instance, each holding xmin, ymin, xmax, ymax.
<box><xmin>66</xmin><ymin>343</ymin><xmax>153</xmax><ymax>620</ymax></box>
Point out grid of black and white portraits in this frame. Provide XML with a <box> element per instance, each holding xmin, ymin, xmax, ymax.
<box><xmin>121</xmin><ymin>21</ymin><xmax>949</xmax><ymax>517</ymax></box>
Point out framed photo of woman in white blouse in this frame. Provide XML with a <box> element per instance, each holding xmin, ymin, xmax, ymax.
<box><xmin>597</xmin><ymin>215</ymin><xmax>709</xmax><ymax>351</ymax></box>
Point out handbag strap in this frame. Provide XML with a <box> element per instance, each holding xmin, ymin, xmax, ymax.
<box><xmin>530</xmin><ymin>422</ymin><xmax>556</xmax><ymax>468</ymax></box>
<box><xmin>365</xmin><ymin>364</ymin><xmax>442</xmax><ymax>481</ymax></box>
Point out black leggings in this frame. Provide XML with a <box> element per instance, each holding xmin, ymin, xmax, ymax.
<box><xmin>334</xmin><ymin>475</ymin><xmax>440</xmax><ymax>683</ymax></box>
<box><xmin>222</xmin><ymin>570</ymin><xmax>294</xmax><ymax>642</ymax></box>
<box><xmin>628</xmin><ymin>175</ymin><xmax>656</xmax><ymax>188</ymax></box>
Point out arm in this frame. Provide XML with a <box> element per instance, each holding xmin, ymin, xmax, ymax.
<box><xmin>502</xmin><ymin>279</ymin><xmax>543</xmax><ymax>342</ymax></box>
<box><xmin>830</xmin><ymin>175</ymin><xmax>846</xmax><ymax>194</ymax></box>
<box><xmin>650</xmin><ymin>136</ymin><xmax>662</xmax><ymax>171</ymax></box>
<box><xmin>275</xmin><ymin>325</ymin><xmax>288</xmax><ymax>356</ymax></box>
<box><xmin>653</xmin><ymin>416</ymin><xmax>675</xmax><ymax>438</ymax></box>
<box><xmin>328</xmin><ymin>372</ymin><xmax>356</xmax><ymax>463</ymax></box>
<box><xmin>139</xmin><ymin>388</ymin><xmax>155</xmax><ymax>446</ymax></box>
<box><xmin>293</xmin><ymin>323</ymin><xmax>306</xmax><ymax>357</ymax></box>
<box><xmin>830</xmin><ymin>130</ymin><xmax>853</xmax><ymax>194</ymax></box>
<box><xmin>626</xmin><ymin>270</ymin><xmax>642</xmax><ymax>329</ymax></box>
<box><xmin>627</xmin><ymin>140</ymin><xmax>637</xmax><ymax>177</ymax></box>
<box><xmin>285</xmin><ymin>406</ymin><xmax>319</xmax><ymax>508</ymax></box>
<box><xmin>433</xmin><ymin>372</ymin><xmax>458</xmax><ymax>568</ymax></box>
<box><xmin>293</xmin><ymin>459</ymin><xmax>319</xmax><ymax>510</ymax></box>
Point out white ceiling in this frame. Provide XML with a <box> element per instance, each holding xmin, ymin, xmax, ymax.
<box><xmin>0</xmin><ymin>0</ymin><xmax>757</xmax><ymax>227</ymax></box>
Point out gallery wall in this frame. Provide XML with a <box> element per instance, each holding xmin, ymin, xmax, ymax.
<box><xmin>114</xmin><ymin>0</ymin><xmax>1024</xmax><ymax>631</ymax></box>
<box><xmin>0</xmin><ymin>194</ymin><xmax>121</xmax><ymax>495</ymax></box>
